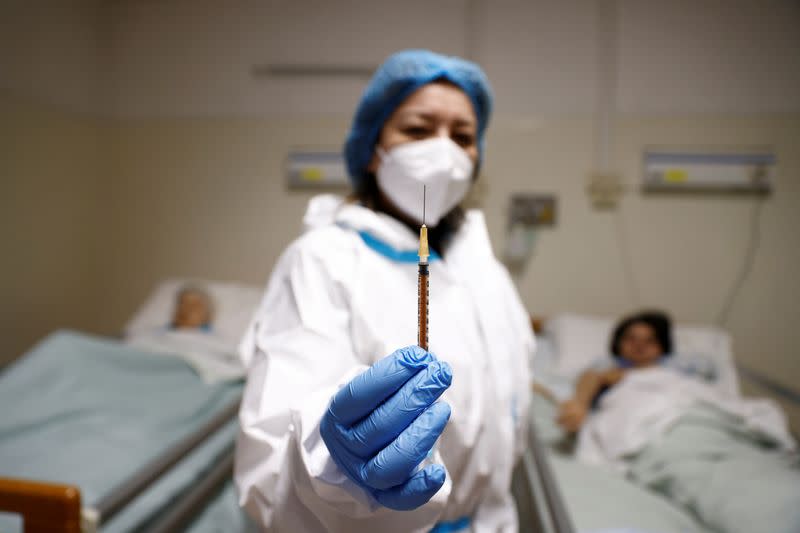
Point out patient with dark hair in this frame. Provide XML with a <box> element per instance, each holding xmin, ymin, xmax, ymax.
<box><xmin>557</xmin><ymin>310</ymin><xmax>673</xmax><ymax>433</ymax></box>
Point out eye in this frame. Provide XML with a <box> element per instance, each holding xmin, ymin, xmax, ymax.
<box><xmin>452</xmin><ymin>132</ymin><xmax>475</xmax><ymax>147</ymax></box>
<box><xmin>403</xmin><ymin>126</ymin><xmax>432</xmax><ymax>138</ymax></box>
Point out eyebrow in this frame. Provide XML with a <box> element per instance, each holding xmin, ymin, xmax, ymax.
<box><xmin>396</xmin><ymin>110</ymin><xmax>476</xmax><ymax>128</ymax></box>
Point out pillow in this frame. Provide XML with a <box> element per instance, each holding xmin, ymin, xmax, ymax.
<box><xmin>544</xmin><ymin>312</ymin><xmax>739</xmax><ymax>395</ymax></box>
<box><xmin>544</xmin><ymin>313</ymin><xmax>615</xmax><ymax>377</ymax></box>
<box><xmin>673</xmin><ymin>324</ymin><xmax>738</xmax><ymax>396</ymax></box>
<box><xmin>124</xmin><ymin>278</ymin><xmax>263</xmax><ymax>346</ymax></box>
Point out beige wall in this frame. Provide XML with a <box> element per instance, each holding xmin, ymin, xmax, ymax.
<box><xmin>0</xmin><ymin>1</ymin><xmax>105</xmax><ymax>364</ymax></box>
<box><xmin>484</xmin><ymin>115</ymin><xmax>800</xmax><ymax>382</ymax></box>
<box><xmin>2</xmin><ymin>1</ymin><xmax>798</xmax><ymax>401</ymax></box>
<box><xmin>0</xmin><ymin>92</ymin><xmax>106</xmax><ymax>364</ymax></box>
<box><xmin>2</xmin><ymin>99</ymin><xmax>798</xmax><ymax>412</ymax></box>
<box><xmin>103</xmin><ymin>0</ymin><xmax>800</xmax><ymax>117</ymax></box>
<box><xmin>96</xmin><ymin>116</ymin><xmax>351</xmax><ymax>332</ymax></box>
<box><xmin>95</xmin><ymin>114</ymin><xmax>799</xmax><ymax>390</ymax></box>
<box><xmin>0</xmin><ymin>1</ymin><xmax>105</xmax><ymax>114</ymax></box>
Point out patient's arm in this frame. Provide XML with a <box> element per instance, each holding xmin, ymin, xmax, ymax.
<box><xmin>557</xmin><ymin>368</ymin><xmax>626</xmax><ymax>433</ymax></box>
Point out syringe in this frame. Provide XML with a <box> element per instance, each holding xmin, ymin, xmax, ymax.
<box><xmin>418</xmin><ymin>186</ymin><xmax>429</xmax><ymax>351</ymax></box>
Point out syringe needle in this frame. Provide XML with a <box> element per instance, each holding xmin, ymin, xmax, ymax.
<box><xmin>418</xmin><ymin>188</ymin><xmax>429</xmax><ymax>263</ymax></box>
<box><xmin>423</xmin><ymin>184</ymin><xmax>426</xmax><ymax>226</ymax></box>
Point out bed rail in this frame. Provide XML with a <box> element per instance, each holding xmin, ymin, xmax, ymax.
<box><xmin>737</xmin><ymin>363</ymin><xmax>800</xmax><ymax>406</ymax></box>
<box><xmin>0</xmin><ymin>393</ymin><xmax>242</xmax><ymax>533</ymax></box>
<box><xmin>529</xmin><ymin>422</ymin><xmax>575</xmax><ymax>533</ymax></box>
<box><xmin>516</xmin><ymin>418</ymin><xmax>576</xmax><ymax>533</ymax></box>
<box><xmin>89</xmin><ymin>392</ymin><xmax>242</xmax><ymax>527</ymax></box>
<box><xmin>140</xmin><ymin>441</ymin><xmax>235</xmax><ymax>533</ymax></box>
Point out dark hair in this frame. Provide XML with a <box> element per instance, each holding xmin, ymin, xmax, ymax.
<box><xmin>609</xmin><ymin>310</ymin><xmax>673</xmax><ymax>359</ymax></box>
<box><xmin>351</xmin><ymin>172</ymin><xmax>466</xmax><ymax>257</ymax></box>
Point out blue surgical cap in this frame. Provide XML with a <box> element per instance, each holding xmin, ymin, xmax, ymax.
<box><xmin>344</xmin><ymin>49</ymin><xmax>493</xmax><ymax>187</ymax></box>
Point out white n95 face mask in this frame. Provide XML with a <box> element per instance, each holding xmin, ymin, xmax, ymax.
<box><xmin>376</xmin><ymin>137</ymin><xmax>474</xmax><ymax>226</ymax></box>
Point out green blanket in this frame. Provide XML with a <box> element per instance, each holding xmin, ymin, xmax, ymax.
<box><xmin>531</xmin><ymin>392</ymin><xmax>800</xmax><ymax>533</ymax></box>
<box><xmin>531</xmin><ymin>394</ymin><xmax>710</xmax><ymax>532</ymax></box>
<box><xmin>627</xmin><ymin>407</ymin><xmax>800</xmax><ymax>533</ymax></box>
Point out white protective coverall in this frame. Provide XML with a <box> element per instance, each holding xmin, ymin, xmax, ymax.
<box><xmin>236</xmin><ymin>194</ymin><xmax>534</xmax><ymax>532</ymax></box>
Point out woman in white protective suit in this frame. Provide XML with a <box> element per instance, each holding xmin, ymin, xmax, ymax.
<box><xmin>236</xmin><ymin>49</ymin><xmax>535</xmax><ymax>532</ymax></box>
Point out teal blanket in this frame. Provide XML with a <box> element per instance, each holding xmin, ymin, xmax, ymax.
<box><xmin>531</xmin><ymin>394</ymin><xmax>711</xmax><ymax>533</ymax></box>
<box><xmin>627</xmin><ymin>408</ymin><xmax>800</xmax><ymax>533</ymax></box>
<box><xmin>531</xmin><ymin>392</ymin><xmax>800</xmax><ymax>533</ymax></box>
<box><xmin>0</xmin><ymin>330</ymin><xmax>244</xmax><ymax>530</ymax></box>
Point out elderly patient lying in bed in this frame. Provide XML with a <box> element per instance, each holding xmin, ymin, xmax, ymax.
<box><xmin>553</xmin><ymin>310</ymin><xmax>800</xmax><ymax>533</ymax></box>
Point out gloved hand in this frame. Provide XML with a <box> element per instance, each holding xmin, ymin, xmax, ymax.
<box><xmin>320</xmin><ymin>345</ymin><xmax>452</xmax><ymax>511</ymax></box>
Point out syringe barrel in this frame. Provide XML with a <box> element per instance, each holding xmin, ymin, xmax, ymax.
<box><xmin>418</xmin><ymin>263</ymin><xmax>429</xmax><ymax>351</ymax></box>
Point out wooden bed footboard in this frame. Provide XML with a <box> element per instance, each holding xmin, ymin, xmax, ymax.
<box><xmin>0</xmin><ymin>477</ymin><xmax>82</xmax><ymax>533</ymax></box>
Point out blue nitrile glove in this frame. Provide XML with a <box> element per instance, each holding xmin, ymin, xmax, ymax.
<box><xmin>319</xmin><ymin>345</ymin><xmax>453</xmax><ymax>511</ymax></box>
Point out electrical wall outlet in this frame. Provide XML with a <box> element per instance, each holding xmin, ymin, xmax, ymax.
<box><xmin>587</xmin><ymin>172</ymin><xmax>624</xmax><ymax>209</ymax></box>
<box><xmin>508</xmin><ymin>194</ymin><xmax>557</xmax><ymax>227</ymax></box>
<box><xmin>503</xmin><ymin>194</ymin><xmax>557</xmax><ymax>272</ymax></box>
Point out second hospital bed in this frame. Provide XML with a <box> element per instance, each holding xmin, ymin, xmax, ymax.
<box><xmin>524</xmin><ymin>313</ymin><xmax>800</xmax><ymax>533</ymax></box>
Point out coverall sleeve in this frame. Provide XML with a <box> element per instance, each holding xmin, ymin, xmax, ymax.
<box><xmin>496</xmin><ymin>262</ymin><xmax>535</xmax><ymax>459</ymax></box>
<box><xmin>235</xmin><ymin>238</ymin><xmax>450</xmax><ymax>533</ymax></box>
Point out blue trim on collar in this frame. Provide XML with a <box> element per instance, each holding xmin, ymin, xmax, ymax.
<box><xmin>168</xmin><ymin>323</ymin><xmax>212</xmax><ymax>332</ymax></box>
<box><xmin>616</xmin><ymin>354</ymin><xmax>670</xmax><ymax>369</ymax></box>
<box><xmin>430</xmin><ymin>516</ymin><xmax>470</xmax><ymax>533</ymax></box>
<box><xmin>356</xmin><ymin>229</ymin><xmax>441</xmax><ymax>263</ymax></box>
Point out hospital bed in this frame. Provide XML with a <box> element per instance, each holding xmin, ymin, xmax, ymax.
<box><xmin>0</xmin><ymin>280</ymin><xmax>263</xmax><ymax>533</ymax></box>
<box><xmin>0</xmin><ymin>330</ymin><xmax>251</xmax><ymax>533</ymax></box>
<box><xmin>525</xmin><ymin>313</ymin><xmax>800</xmax><ymax>533</ymax></box>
